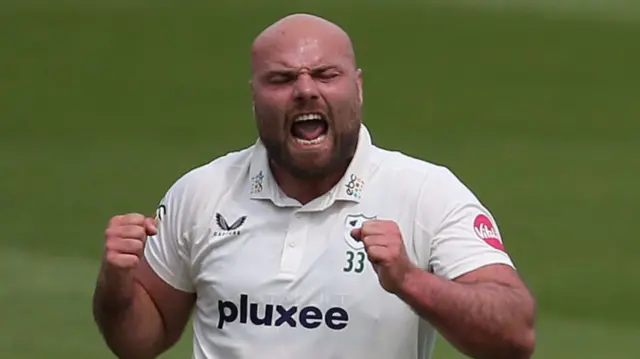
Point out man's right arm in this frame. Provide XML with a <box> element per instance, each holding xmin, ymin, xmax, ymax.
<box><xmin>93</xmin><ymin>180</ymin><xmax>197</xmax><ymax>359</ymax></box>
<box><xmin>93</xmin><ymin>255</ymin><xmax>195</xmax><ymax>359</ymax></box>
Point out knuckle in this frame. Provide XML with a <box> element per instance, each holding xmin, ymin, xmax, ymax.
<box><xmin>104</xmin><ymin>227</ymin><xmax>115</xmax><ymax>239</ymax></box>
<box><xmin>104</xmin><ymin>238</ymin><xmax>121</xmax><ymax>252</ymax></box>
<box><xmin>126</xmin><ymin>228</ymin><xmax>145</xmax><ymax>242</ymax></box>
<box><xmin>134</xmin><ymin>226</ymin><xmax>147</xmax><ymax>239</ymax></box>
<box><xmin>105</xmin><ymin>227</ymin><xmax>121</xmax><ymax>240</ymax></box>
<box><xmin>127</xmin><ymin>213</ymin><xmax>146</xmax><ymax>223</ymax></box>
<box><xmin>112</xmin><ymin>213</ymin><xmax>145</xmax><ymax>226</ymax></box>
<box><xmin>105</xmin><ymin>251</ymin><xmax>121</xmax><ymax>265</ymax></box>
<box><xmin>108</xmin><ymin>215</ymin><xmax>121</xmax><ymax>226</ymax></box>
<box><xmin>109</xmin><ymin>225</ymin><xmax>146</xmax><ymax>241</ymax></box>
<box><xmin>131</xmin><ymin>239</ymin><xmax>145</xmax><ymax>252</ymax></box>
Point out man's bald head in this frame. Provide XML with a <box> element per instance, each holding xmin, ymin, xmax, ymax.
<box><xmin>251</xmin><ymin>13</ymin><xmax>357</xmax><ymax>75</ymax></box>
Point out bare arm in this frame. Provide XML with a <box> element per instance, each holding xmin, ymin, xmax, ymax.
<box><xmin>400</xmin><ymin>167</ymin><xmax>537</xmax><ymax>358</ymax></box>
<box><xmin>93</xmin><ymin>258</ymin><xmax>195</xmax><ymax>359</ymax></box>
<box><xmin>397</xmin><ymin>264</ymin><xmax>536</xmax><ymax>359</ymax></box>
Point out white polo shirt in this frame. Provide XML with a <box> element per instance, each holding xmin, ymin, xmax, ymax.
<box><xmin>145</xmin><ymin>124</ymin><xmax>514</xmax><ymax>359</ymax></box>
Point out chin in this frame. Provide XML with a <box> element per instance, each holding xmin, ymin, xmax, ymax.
<box><xmin>285</xmin><ymin>149</ymin><xmax>335</xmax><ymax>176</ymax></box>
<box><xmin>287</xmin><ymin>161</ymin><xmax>335</xmax><ymax>180</ymax></box>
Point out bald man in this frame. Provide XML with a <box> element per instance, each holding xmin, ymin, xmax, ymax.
<box><xmin>93</xmin><ymin>13</ymin><xmax>536</xmax><ymax>359</ymax></box>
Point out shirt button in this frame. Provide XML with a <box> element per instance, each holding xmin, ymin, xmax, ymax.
<box><xmin>295</xmin><ymin>213</ymin><xmax>302</xmax><ymax>219</ymax></box>
<box><xmin>288</xmin><ymin>240</ymin><xmax>297</xmax><ymax>247</ymax></box>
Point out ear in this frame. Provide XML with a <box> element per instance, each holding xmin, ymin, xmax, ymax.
<box><xmin>249</xmin><ymin>79</ymin><xmax>256</xmax><ymax>117</ymax></box>
<box><xmin>356</xmin><ymin>68</ymin><xmax>363</xmax><ymax>105</ymax></box>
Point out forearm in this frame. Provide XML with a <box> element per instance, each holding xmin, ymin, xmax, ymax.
<box><xmin>93</xmin><ymin>266</ymin><xmax>166</xmax><ymax>359</ymax></box>
<box><xmin>398</xmin><ymin>269</ymin><xmax>535</xmax><ymax>359</ymax></box>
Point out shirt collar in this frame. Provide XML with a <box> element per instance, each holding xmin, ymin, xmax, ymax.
<box><xmin>248</xmin><ymin>124</ymin><xmax>373</xmax><ymax>207</ymax></box>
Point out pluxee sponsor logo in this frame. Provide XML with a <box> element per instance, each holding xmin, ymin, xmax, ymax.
<box><xmin>217</xmin><ymin>294</ymin><xmax>349</xmax><ymax>330</ymax></box>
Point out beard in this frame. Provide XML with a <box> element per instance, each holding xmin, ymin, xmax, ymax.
<box><xmin>253</xmin><ymin>89</ymin><xmax>363</xmax><ymax>181</ymax></box>
<box><xmin>260</xmin><ymin>126</ymin><xmax>360</xmax><ymax>181</ymax></box>
<box><xmin>254</xmin><ymin>106</ymin><xmax>361</xmax><ymax>181</ymax></box>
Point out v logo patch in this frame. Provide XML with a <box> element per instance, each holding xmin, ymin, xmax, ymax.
<box><xmin>216</xmin><ymin>213</ymin><xmax>247</xmax><ymax>231</ymax></box>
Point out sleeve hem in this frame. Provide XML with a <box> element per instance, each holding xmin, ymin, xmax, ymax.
<box><xmin>145</xmin><ymin>253</ymin><xmax>196</xmax><ymax>293</ymax></box>
<box><xmin>439</xmin><ymin>253</ymin><xmax>515</xmax><ymax>280</ymax></box>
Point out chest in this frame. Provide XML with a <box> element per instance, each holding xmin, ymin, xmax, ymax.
<box><xmin>187</xmin><ymin>201</ymin><xmax>418</xmax><ymax>330</ymax></box>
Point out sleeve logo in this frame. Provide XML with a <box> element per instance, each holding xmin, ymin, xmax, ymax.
<box><xmin>155</xmin><ymin>204</ymin><xmax>167</xmax><ymax>222</ymax></box>
<box><xmin>473</xmin><ymin>214</ymin><xmax>505</xmax><ymax>252</ymax></box>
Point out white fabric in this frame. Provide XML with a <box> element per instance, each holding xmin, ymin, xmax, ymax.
<box><xmin>144</xmin><ymin>124</ymin><xmax>514</xmax><ymax>359</ymax></box>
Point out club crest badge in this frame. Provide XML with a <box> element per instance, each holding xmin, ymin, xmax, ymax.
<box><xmin>343</xmin><ymin>213</ymin><xmax>376</xmax><ymax>250</ymax></box>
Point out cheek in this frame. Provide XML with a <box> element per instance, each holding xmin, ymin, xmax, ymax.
<box><xmin>257</xmin><ymin>86</ymin><xmax>290</xmax><ymax>104</ymax></box>
<box><xmin>256</xmin><ymin>93</ymin><xmax>290</xmax><ymax>117</ymax></box>
<box><xmin>255</xmin><ymin>95</ymin><xmax>280</xmax><ymax>113</ymax></box>
<box><xmin>322</xmin><ymin>82</ymin><xmax>360</xmax><ymax>108</ymax></box>
<box><xmin>254</xmin><ymin>103</ymin><xmax>287</xmax><ymax>138</ymax></box>
<box><xmin>326</xmin><ymin>92</ymin><xmax>360</xmax><ymax>119</ymax></box>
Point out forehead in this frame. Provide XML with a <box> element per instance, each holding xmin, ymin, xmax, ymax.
<box><xmin>253</xmin><ymin>32</ymin><xmax>352</xmax><ymax>71</ymax></box>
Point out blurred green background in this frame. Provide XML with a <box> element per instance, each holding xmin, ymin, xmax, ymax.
<box><xmin>1</xmin><ymin>0</ymin><xmax>639</xmax><ymax>358</ymax></box>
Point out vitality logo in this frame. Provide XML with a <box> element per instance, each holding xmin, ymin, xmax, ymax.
<box><xmin>217</xmin><ymin>294</ymin><xmax>349</xmax><ymax>330</ymax></box>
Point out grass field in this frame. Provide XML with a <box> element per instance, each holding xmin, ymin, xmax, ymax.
<box><xmin>1</xmin><ymin>0</ymin><xmax>639</xmax><ymax>358</ymax></box>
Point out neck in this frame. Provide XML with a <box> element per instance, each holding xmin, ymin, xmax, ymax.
<box><xmin>270</xmin><ymin>161</ymin><xmax>348</xmax><ymax>205</ymax></box>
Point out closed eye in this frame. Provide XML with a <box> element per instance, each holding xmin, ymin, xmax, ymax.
<box><xmin>266</xmin><ymin>71</ymin><xmax>297</xmax><ymax>84</ymax></box>
<box><xmin>263</xmin><ymin>66</ymin><xmax>341</xmax><ymax>85</ymax></box>
<box><xmin>312</xmin><ymin>67</ymin><xmax>341</xmax><ymax>81</ymax></box>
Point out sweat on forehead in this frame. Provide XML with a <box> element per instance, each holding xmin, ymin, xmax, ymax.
<box><xmin>251</xmin><ymin>13</ymin><xmax>356</xmax><ymax>71</ymax></box>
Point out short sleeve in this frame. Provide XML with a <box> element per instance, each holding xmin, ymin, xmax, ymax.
<box><xmin>144</xmin><ymin>180</ymin><xmax>195</xmax><ymax>293</ymax></box>
<box><xmin>416</xmin><ymin>167</ymin><xmax>515</xmax><ymax>280</ymax></box>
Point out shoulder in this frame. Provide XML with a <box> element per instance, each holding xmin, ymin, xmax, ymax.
<box><xmin>373</xmin><ymin>149</ymin><xmax>492</xmax><ymax>236</ymax></box>
<box><xmin>171</xmin><ymin>146</ymin><xmax>252</xmax><ymax>192</ymax></box>
<box><xmin>368</xmin><ymin>146</ymin><xmax>480</xmax><ymax>216</ymax></box>
<box><xmin>368</xmin><ymin>145</ymin><xmax>459</xmax><ymax>190</ymax></box>
<box><xmin>159</xmin><ymin>145</ymin><xmax>254</xmax><ymax>214</ymax></box>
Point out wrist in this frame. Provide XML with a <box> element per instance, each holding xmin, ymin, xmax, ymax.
<box><xmin>396</xmin><ymin>265</ymin><xmax>439</xmax><ymax>309</ymax></box>
<box><xmin>100</xmin><ymin>262</ymin><xmax>133</xmax><ymax>286</ymax></box>
<box><xmin>397</xmin><ymin>265</ymin><xmax>426</xmax><ymax>298</ymax></box>
<box><xmin>98</xmin><ymin>264</ymin><xmax>136</xmax><ymax>305</ymax></box>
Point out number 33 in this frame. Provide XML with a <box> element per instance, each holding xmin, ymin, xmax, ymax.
<box><xmin>343</xmin><ymin>250</ymin><xmax>365</xmax><ymax>273</ymax></box>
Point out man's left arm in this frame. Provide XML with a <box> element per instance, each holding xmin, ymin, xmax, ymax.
<box><xmin>354</xmin><ymin>168</ymin><xmax>536</xmax><ymax>359</ymax></box>
<box><xmin>398</xmin><ymin>262</ymin><xmax>536</xmax><ymax>359</ymax></box>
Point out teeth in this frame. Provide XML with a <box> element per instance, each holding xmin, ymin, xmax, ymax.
<box><xmin>295</xmin><ymin>134</ymin><xmax>326</xmax><ymax>145</ymax></box>
<box><xmin>294</xmin><ymin>113</ymin><xmax>323</xmax><ymax>122</ymax></box>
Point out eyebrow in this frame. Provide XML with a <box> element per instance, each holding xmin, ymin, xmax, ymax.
<box><xmin>265</xmin><ymin>65</ymin><xmax>340</xmax><ymax>75</ymax></box>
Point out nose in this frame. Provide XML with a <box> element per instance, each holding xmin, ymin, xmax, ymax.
<box><xmin>292</xmin><ymin>73</ymin><xmax>320</xmax><ymax>103</ymax></box>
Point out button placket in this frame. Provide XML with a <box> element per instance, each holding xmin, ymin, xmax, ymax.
<box><xmin>280</xmin><ymin>211</ymin><xmax>307</xmax><ymax>274</ymax></box>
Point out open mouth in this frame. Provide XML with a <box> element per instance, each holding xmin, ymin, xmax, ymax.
<box><xmin>290</xmin><ymin>113</ymin><xmax>329</xmax><ymax>145</ymax></box>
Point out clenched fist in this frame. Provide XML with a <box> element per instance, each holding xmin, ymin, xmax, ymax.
<box><xmin>103</xmin><ymin>213</ymin><xmax>158</xmax><ymax>270</ymax></box>
<box><xmin>351</xmin><ymin>220</ymin><xmax>419</xmax><ymax>295</ymax></box>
